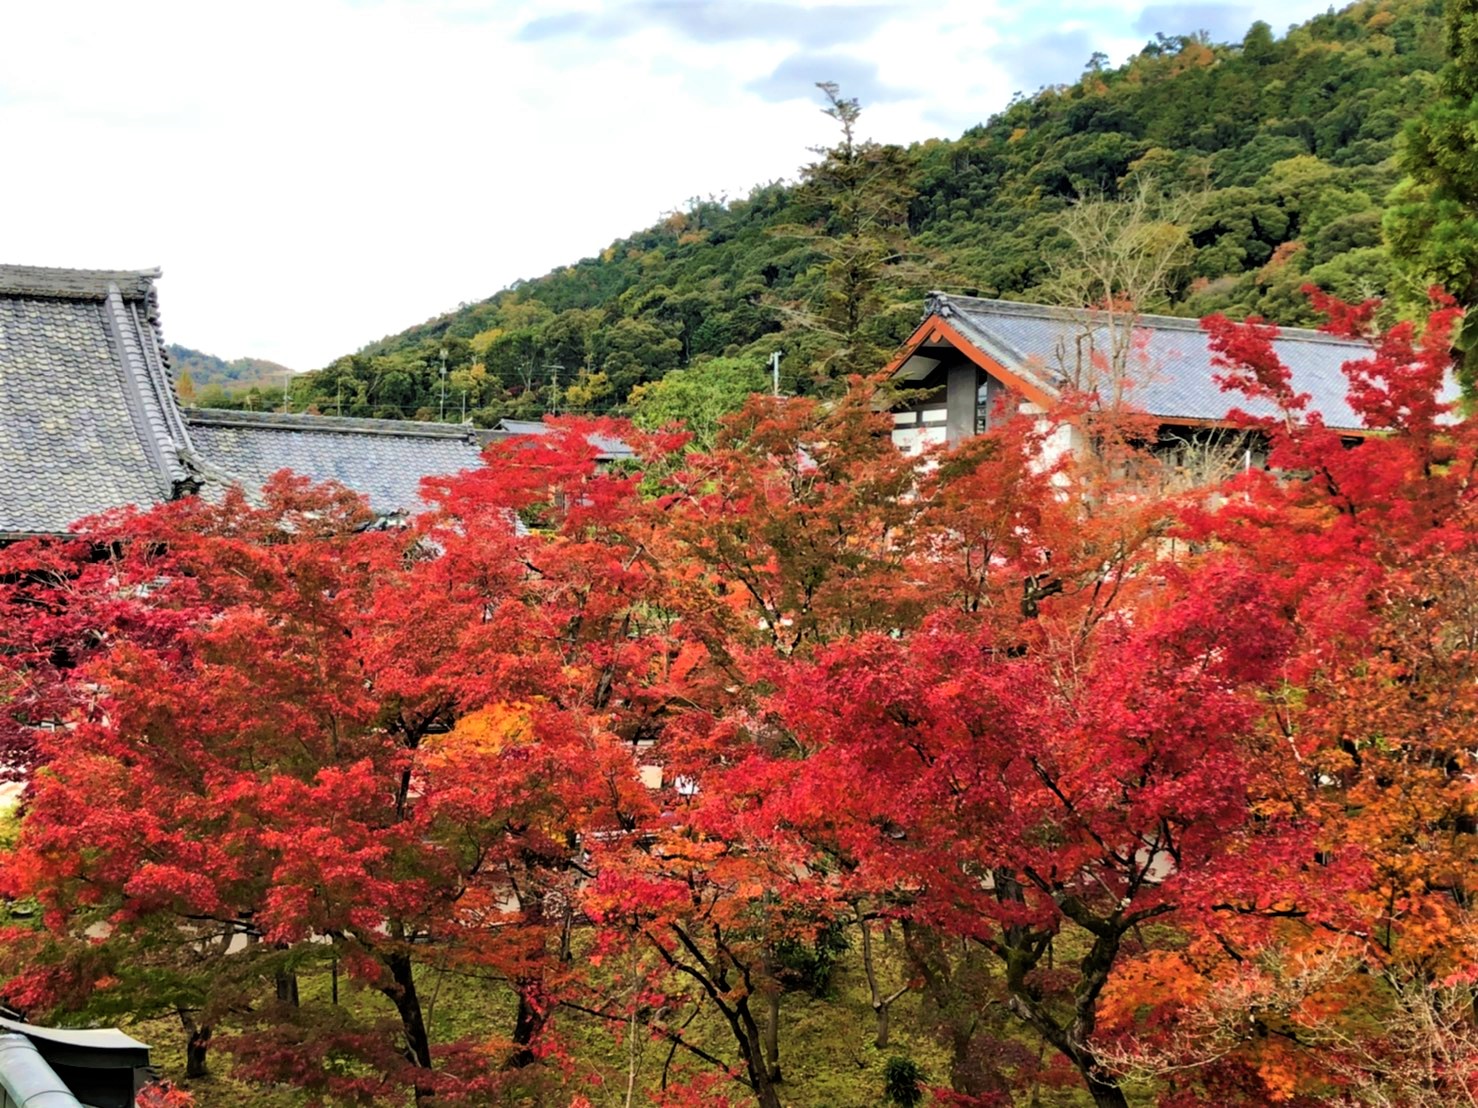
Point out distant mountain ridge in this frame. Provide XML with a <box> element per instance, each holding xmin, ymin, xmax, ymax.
<box><xmin>167</xmin><ymin>344</ymin><xmax>295</xmax><ymax>399</ymax></box>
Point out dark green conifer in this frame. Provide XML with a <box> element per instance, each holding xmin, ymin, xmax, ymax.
<box><xmin>1386</xmin><ymin>0</ymin><xmax>1478</xmax><ymax>394</ymax></box>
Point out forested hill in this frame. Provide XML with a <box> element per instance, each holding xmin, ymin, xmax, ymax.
<box><xmin>281</xmin><ymin>0</ymin><xmax>1445</xmax><ymax>426</ymax></box>
<box><xmin>167</xmin><ymin>344</ymin><xmax>296</xmax><ymax>406</ymax></box>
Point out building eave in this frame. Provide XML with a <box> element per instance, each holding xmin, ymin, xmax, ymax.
<box><xmin>886</xmin><ymin>313</ymin><xmax>1059</xmax><ymax>410</ymax></box>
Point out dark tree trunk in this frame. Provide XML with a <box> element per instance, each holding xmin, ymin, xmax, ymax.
<box><xmin>727</xmin><ymin>995</ymin><xmax>783</xmax><ymax>1108</ymax></box>
<box><xmin>382</xmin><ymin>951</ymin><xmax>435</xmax><ymax>1103</ymax></box>
<box><xmin>273</xmin><ymin>942</ymin><xmax>299</xmax><ymax>1007</ymax></box>
<box><xmin>1001</xmin><ymin>908</ymin><xmax>1131</xmax><ymax>1108</ymax></box>
<box><xmin>746</xmin><ymin>1024</ymin><xmax>784</xmax><ymax>1108</ymax></box>
<box><xmin>1084</xmin><ymin>1071</ymin><xmax>1130</xmax><ymax>1108</ymax></box>
<box><xmin>657</xmin><ymin>925</ymin><xmax>783</xmax><ymax>1108</ymax></box>
<box><xmin>507</xmin><ymin>985</ymin><xmax>546</xmax><ymax>1068</ymax></box>
<box><xmin>763</xmin><ymin>991</ymin><xmax>782</xmax><ymax>1085</ymax></box>
<box><xmin>177</xmin><ymin>1010</ymin><xmax>211</xmax><ymax>1079</ymax></box>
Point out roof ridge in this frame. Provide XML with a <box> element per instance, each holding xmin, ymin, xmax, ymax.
<box><xmin>185</xmin><ymin>408</ymin><xmax>478</xmax><ymax>441</ymax></box>
<box><xmin>927</xmin><ymin>292</ymin><xmax>1372</xmax><ymax>347</ymax></box>
<box><xmin>101</xmin><ymin>286</ymin><xmax>190</xmax><ymax>496</ymax></box>
<box><xmin>0</xmin><ymin>264</ymin><xmax>161</xmax><ymax>301</ymax></box>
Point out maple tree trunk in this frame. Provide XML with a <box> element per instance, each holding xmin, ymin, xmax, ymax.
<box><xmin>177</xmin><ymin>1009</ymin><xmax>210</xmax><ymax>1078</ymax></box>
<box><xmin>274</xmin><ymin>969</ymin><xmax>299</xmax><ymax>1007</ymax></box>
<box><xmin>747</xmin><ymin>1033</ymin><xmax>784</xmax><ymax>1108</ymax></box>
<box><xmin>273</xmin><ymin>943</ymin><xmax>299</xmax><ymax>1007</ymax></box>
<box><xmin>1002</xmin><ymin>914</ymin><xmax>1131</xmax><ymax>1108</ymax></box>
<box><xmin>1083</xmin><ymin>1071</ymin><xmax>1130</xmax><ymax>1108</ymax></box>
<box><xmin>383</xmin><ymin>952</ymin><xmax>435</xmax><ymax>1102</ymax></box>
<box><xmin>763</xmin><ymin>990</ymin><xmax>782</xmax><ymax>1084</ymax></box>
<box><xmin>1073</xmin><ymin>927</ymin><xmax>1131</xmax><ymax>1108</ymax></box>
<box><xmin>507</xmin><ymin>985</ymin><xmax>545</xmax><ymax>1068</ymax></box>
<box><xmin>947</xmin><ymin>1027</ymin><xmax>978</xmax><ymax>1097</ymax></box>
<box><xmin>857</xmin><ymin>910</ymin><xmax>900</xmax><ymax>1049</ymax></box>
<box><xmin>730</xmin><ymin>998</ymin><xmax>783</xmax><ymax>1108</ymax></box>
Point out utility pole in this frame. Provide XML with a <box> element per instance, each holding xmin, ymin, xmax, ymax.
<box><xmin>770</xmin><ymin>349</ymin><xmax>782</xmax><ymax>396</ymax></box>
<box><xmin>546</xmin><ymin>364</ymin><xmax>564</xmax><ymax>416</ymax></box>
<box><xmin>439</xmin><ymin>347</ymin><xmax>448</xmax><ymax>422</ymax></box>
<box><xmin>283</xmin><ymin>370</ymin><xmax>291</xmax><ymax>412</ymax></box>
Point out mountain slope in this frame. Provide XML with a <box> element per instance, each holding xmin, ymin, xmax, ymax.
<box><xmin>293</xmin><ymin>0</ymin><xmax>1444</xmax><ymax>426</ymax></box>
<box><xmin>167</xmin><ymin>344</ymin><xmax>296</xmax><ymax>404</ymax></box>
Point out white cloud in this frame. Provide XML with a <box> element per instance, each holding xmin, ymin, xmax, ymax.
<box><xmin>0</xmin><ymin>0</ymin><xmax>1339</xmax><ymax>367</ymax></box>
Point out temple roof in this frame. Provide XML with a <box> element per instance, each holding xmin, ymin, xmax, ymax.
<box><xmin>495</xmin><ymin>418</ymin><xmax>634</xmax><ymax>459</ymax></box>
<box><xmin>185</xmin><ymin>409</ymin><xmax>483</xmax><ymax>517</ymax></box>
<box><xmin>0</xmin><ymin>265</ymin><xmax>193</xmax><ymax>538</ymax></box>
<box><xmin>890</xmin><ymin>293</ymin><xmax>1459</xmax><ymax>430</ymax></box>
<box><xmin>0</xmin><ymin>266</ymin><xmax>487</xmax><ymax>536</ymax></box>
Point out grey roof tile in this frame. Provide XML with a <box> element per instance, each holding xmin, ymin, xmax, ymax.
<box><xmin>0</xmin><ymin>290</ymin><xmax>176</xmax><ymax>535</ymax></box>
<box><xmin>0</xmin><ymin>259</ymin><xmax>489</xmax><ymax>535</ymax></box>
<box><xmin>185</xmin><ymin>409</ymin><xmax>484</xmax><ymax>516</ymax></box>
<box><xmin>923</xmin><ymin>294</ymin><xmax>1460</xmax><ymax>431</ymax></box>
<box><xmin>494</xmin><ymin>418</ymin><xmax>634</xmax><ymax>458</ymax></box>
<box><xmin>0</xmin><ymin>265</ymin><xmax>160</xmax><ymax>301</ymax></box>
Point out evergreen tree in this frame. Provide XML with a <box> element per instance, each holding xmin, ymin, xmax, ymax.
<box><xmin>774</xmin><ymin>83</ymin><xmax>926</xmax><ymax>387</ymax></box>
<box><xmin>1385</xmin><ymin>0</ymin><xmax>1478</xmax><ymax>392</ymax></box>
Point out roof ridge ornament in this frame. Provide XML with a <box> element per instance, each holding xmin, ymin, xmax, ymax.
<box><xmin>924</xmin><ymin>291</ymin><xmax>954</xmax><ymax>319</ymax></box>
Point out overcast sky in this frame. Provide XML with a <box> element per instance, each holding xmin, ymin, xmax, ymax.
<box><xmin>2</xmin><ymin>0</ymin><xmax>1338</xmax><ymax>368</ymax></box>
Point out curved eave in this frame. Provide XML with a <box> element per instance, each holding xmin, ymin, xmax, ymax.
<box><xmin>886</xmin><ymin>314</ymin><xmax>1059</xmax><ymax>411</ymax></box>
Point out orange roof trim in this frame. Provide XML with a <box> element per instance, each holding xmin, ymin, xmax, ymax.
<box><xmin>885</xmin><ymin>314</ymin><xmax>1057</xmax><ymax>410</ymax></box>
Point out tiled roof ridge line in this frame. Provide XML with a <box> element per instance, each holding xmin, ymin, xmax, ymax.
<box><xmin>127</xmin><ymin>297</ymin><xmax>199</xmax><ymax>469</ymax></box>
<box><xmin>100</xmin><ymin>285</ymin><xmax>178</xmax><ymax>499</ymax></box>
<box><xmin>926</xmin><ymin>291</ymin><xmax>1374</xmax><ymax>348</ymax></box>
<box><xmin>185</xmin><ymin>408</ymin><xmax>480</xmax><ymax>441</ymax></box>
<box><xmin>0</xmin><ymin>264</ymin><xmax>162</xmax><ymax>301</ymax></box>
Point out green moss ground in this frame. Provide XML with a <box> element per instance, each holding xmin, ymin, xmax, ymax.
<box><xmin>122</xmin><ymin>934</ymin><xmax>1129</xmax><ymax>1107</ymax></box>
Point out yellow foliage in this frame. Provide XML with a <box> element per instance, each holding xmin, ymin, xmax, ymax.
<box><xmin>1255</xmin><ymin>1041</ymin><xmax>1302</xmax><ymax>1101</ymax></box>
<box><xmin>1098</xmin><ymin>950</ymin><xmax>1209</xmax><ymax>1030</ymax></box>
<box><xmin>469</xmin><ymin>327</ymin><xmax>504</xmax><ymax>356</ymax></box>
<box><xmin>434</xmin><ymin>702</ymin><xmax>533</xmax><ymax>755</ymax></box>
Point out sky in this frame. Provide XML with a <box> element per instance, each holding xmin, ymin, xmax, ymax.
<box><xmin>1</xmin><ymin>0</ymin><xmax>1340</xmax><ymax>369</ymax></box>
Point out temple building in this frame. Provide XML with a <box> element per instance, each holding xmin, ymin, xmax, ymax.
<box><xmin>0</xmin><ymin>265</ymin><xmax>487</xmax><ymax>539</ymax></box>
<box><xmin>884</xmin><ymin>292</ymin><xmax>1415</xmax><ymax>456</ymax></box>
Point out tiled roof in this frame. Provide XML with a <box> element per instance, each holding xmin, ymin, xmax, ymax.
<box><xmin>0</xmin><ymin>264</ymin><xmax>496</xmax><ymax>536</ymax></box>
<box><xmin>0</xmin><ymin>265</ymin><xmax>161</xmax><ymax>301</ymax></box>
<box><xmin>495</xmin><ymin>418</ymin><xmax>634</xmax><ymax>458</ymax></box>
<box><xmin>185</xmin><ymin>409</ymin><xmax>484</xmax><ymax>517</ymax></box>
<box><xmin>0</xmin><ymin>266</ymin><xmax>193</xmax><ymax>537</ymax></box>
<box><xmin>918</xmin><ymin>294</ymin><xmax>1459</xmax><ymax>431</ymax></box>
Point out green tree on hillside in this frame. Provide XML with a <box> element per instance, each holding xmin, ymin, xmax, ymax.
<box><xmin>629</xmin><ymin>355</ymin><xmax>769</xmax><ymax>447</ymax></box>
<box><xmin>1386</xmin><ymin>0</ymin><xmax>1478</xmax><ymax>391</ymax></box>
<box><xmin>291</xmin><ymin>0</ymin><xmax>1449</xmax><ymax>422</ymax></box>
<box><xmin>775</xmin><ymin>83</ymin><xmax>927</xmax><ymax>387</ymax></box>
